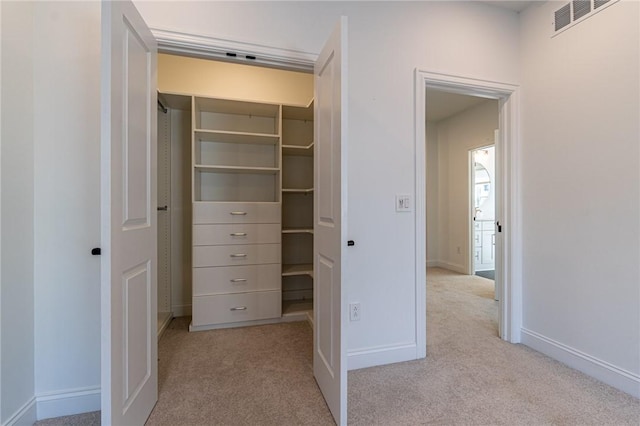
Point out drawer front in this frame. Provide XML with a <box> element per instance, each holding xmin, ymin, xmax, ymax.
<box><xmin>474</xmin><ymin>221</ymin><xmax>482</xmax><ymax>231</ymax></box>
<box><xmin>193</xmin><ymin>202</ymin><xmax>280</xmax><ymax>224</ymax></box>
<box><xmin>193</xmin><ymin>244</ymin><xmax>281</xmax><ymax>267</ymax></box>
<box><xmin>193</xmin><ymin>224</ymin><xmax>281</xmax><ymax>246</ymax></box>
<box><xmin>193</xmin><ymin>264</ymin><xmax>281</xmax><ymax>296</ymax></box>
<box><xmin>192</xmin><ymin>291</ymin><xmax>281</xmax><ymax>326</ymax></box>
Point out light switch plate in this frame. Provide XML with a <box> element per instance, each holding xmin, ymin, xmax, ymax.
<box><xmin>396</xmin><ymin>194</ymin><xmax>412</xmax><ymax>212</ymax></box>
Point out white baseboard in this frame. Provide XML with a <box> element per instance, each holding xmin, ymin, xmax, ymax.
<box><xmin>172</xmin><ymin>304</ymin><xmax>192</xmax><ymax>317</ymax></box>
<box><xmin>3</xmin><ymin>397</ymin><xmax>36</xmax><ymax>426</ymax></box>
<box><xmin>35</xmin><ymin>386</ymin><xmax>101</xmax><ymax>421</ymax></box>
<box><xmin>347</xmin><ymin>342</ymin><xmax>418</xmax><ymax>371</ymax></box>
<box><xmin>430</xmin><ymin>261</ymin><xmax>467</xmax><ymax>275</ymax></box>
<box><xmin>521</xmin><ymin>328</ymin><xmax>640</xmax><ymax>398</ymax></box>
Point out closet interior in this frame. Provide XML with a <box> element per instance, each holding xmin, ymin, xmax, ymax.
<box><xmin>155</xmin><ymin>54</ymin><xmax>315</xmax><ymax>333</ymax></box>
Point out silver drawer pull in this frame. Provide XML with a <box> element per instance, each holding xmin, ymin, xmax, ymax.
<box><xmin>230</xmin><ymin>253</ymin><xmax>247</xmax><ymax>258</ymax></box>
<box><xmin>230</xmin><ymin>232</ymin><xmax>247</xmax><ymax>237</ymax></box>
<box><xmin>230</xmin><ymin>306</ymin><xmax>247</xmax><ymax>311</ymax></box>
<box><xmin>230</xmin><ymin>278</ymin><xmax>247</xmax><ymax>283</ymax></box>
<box><xmin>230</xmin><ymin>211</ymin><xmax>247</xmax><ymax>216</ymax></box>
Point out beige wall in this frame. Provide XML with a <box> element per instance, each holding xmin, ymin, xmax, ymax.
<box><xmin>1</xmin><ymin>1</ymin><xmax>36</xmax><ymax>422</ymax></box>
<box><xmin>158</xmin><ymin>54</ymin><xmax>313</xmax><ymax>106</ymax></box>
<box><xmin>520</xmin><ymin>0</ymin><xmax>639</xmax><ymax>386</ymax></box>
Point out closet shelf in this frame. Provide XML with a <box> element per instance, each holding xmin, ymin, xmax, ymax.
<box><xmin>282</xmin><ymin>228</ymin><xmax>313</xmax><ymax>234</ymax></box>
<box><xmin>194</xmin><ymin>165</ymin><xmax>279</xmax><ymax>175</ymax></box>
<box><xmin>194</xmin><ymin>129</ymin><xmax>280</xmax><ymax>145</ymax></box>
<box><xmin>282</xmin><ymin>143</ymin><xmax>314</xmax><ymax>156</ymax></box>
<box><xmin>282</xmin><ymin>103</ymin><xmax>313</xmax><ymax>121</ymax></box>
<box><xmin>282</xmin><ymin>188</ymin><xmax>314</xmax><ymax>194</ymax></box>
<box><xmin>195</xmin><ymin>97</ymin><xmax>280</xmax><ymax>118</ymax></box>
<box><xmin>282</xmin><ymin>263</ymin><xmax>314</xmax><ymax>277</ymax></box>
<box><xmin>282</xmin><ymin>299</ymin><xmax>314</xmax><ymax>316</ymax></box>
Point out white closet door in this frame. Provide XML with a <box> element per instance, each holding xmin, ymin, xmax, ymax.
<box><xmin>100</xmin><ymin>1</ymin><xmax>158</xmax><ymax>424</ymax></box>
<box><xmin>314</xmin><ymin>17</ymin><xmax>348</xmax><ymax>426</ymax></box>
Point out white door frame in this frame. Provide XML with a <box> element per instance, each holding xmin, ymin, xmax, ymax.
<box><xmin>414</xmin><ymin>70</ymin><xmax>522</xmax><ymax>346</ymax></box>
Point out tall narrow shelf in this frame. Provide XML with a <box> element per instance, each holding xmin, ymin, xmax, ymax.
<box><xmin>281</xmin><ymin>102</ymin><xmax>314</xmax><ymax>318</ymax></box>
<box><xmin>192</xmin><ymin>97</ymin><xmax>281</xmax><ymax>203</ymax></box>
<box><xmin>191</xmin><ymin>96</ymin><xmax>282</xmax><ymax>331</ymax></box>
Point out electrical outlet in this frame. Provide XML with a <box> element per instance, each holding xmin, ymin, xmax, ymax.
<box><xmin>349</xmin><ymin>303</ymin><xmax>361</xmax><ymax>321</ymax></box>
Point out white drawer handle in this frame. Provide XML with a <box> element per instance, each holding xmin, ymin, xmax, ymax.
<box><xmin>230</xmin><ymin>211</ymin><xmax>247</xmax><ymax>216</ymax></box>
<box><xmin>230</xmin><ymin>306</ymin><xmax>247</xmax><ymax>311</ymax></box>
<box><xmin>230</xmin><ymin>232</ymin><xmax>247</xmax><ymax>237</ymax></box>
<box><xmin>230</xmin><ymin>278</ymin><xmax>247</xmax><ymax>283</ymax></box>
<box><xmin>230</xmin><ymin>253</ymin><xmax>247</xmax><ymax>258</ymax></box>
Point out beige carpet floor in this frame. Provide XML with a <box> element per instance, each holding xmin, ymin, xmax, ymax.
<box><xmin>348</xmin><ymin>268</ymin><xmax>640</xmax><ymax>425</ymax></box>
<box><xmin>35</xmin><ymin>268</ymin><xmax>640</xmax><ymax>425</ymax></box>
<box><xmin>145</xmin><ymin>318</ymin><xmax>333</xmax><ymax>425</ymax></box>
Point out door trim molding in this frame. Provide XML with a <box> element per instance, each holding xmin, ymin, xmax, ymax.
<box><xmin>414</xmin><ymin>70</ymin><xmax>522</xmax><ymax>349</ymax></box>
<box><xmin>151</xmin><ymin>28</ymin><xmax>317</xmax><ymax>72</ymax></box>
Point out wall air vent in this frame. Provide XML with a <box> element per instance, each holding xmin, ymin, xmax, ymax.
<box><xmin>555</xmin><ymin>3</ymin><xmax>572</xmax><ymax>31</ymax></box>
<box><xmin>573</xmin><ymin>0</ymin><xmax>591</xmax><ymax>20</ymax></box>
<box><xmin>552</xmin><ymin>0</ymin><xmax>619</xmax><ymax>36</ymax></box>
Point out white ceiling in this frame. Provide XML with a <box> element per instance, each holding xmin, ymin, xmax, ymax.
<box><xmin>425</xmin><ymin>89</ymin><xmax>489</xmax><ymax>122</ymax></box>
<box><xmin>481</xmin><ymin>1</ymin><xmax>535</xmax><ymax>13</ymax></box>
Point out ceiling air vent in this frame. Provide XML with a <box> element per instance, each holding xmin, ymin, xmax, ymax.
<box><xmin>573</xmin><ymin>0</ymin><xmax>591</xmax><ymax>20</ymax></box>
<box><xmin>554</xmin><ymin>3</ymin><xmax>572</xmax><ymax>31</ymax></box>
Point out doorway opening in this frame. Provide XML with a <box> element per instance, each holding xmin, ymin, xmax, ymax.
<box><xmin>471</xmin><ymin>145</ymin><xmax>497</xmax><ymax>289</ymax></box>
<box><xmin>414</xmin><ymin>70</ymin><xmax>522</xmax><ymax>351</ymax></box>
<box><xmin>424</xmin><ymin>88</ymin><xmax>500</xmax><ymax>338</ymax></box>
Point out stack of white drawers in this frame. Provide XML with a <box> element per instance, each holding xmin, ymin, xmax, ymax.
<box><xmin>191</xmin><ymin>202</ymin><xmax>282</xmax><ymax>327</ymax></box>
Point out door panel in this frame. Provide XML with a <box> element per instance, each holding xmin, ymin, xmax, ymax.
<box><xmin>101</xmin><ymin>1</ymin><xmax>158</xmax><ymax>424</ymax></box>
<box><xmin>314</xmin><ymin>17</ymin><xmax>348</xmax><ymax>426</ymax></box>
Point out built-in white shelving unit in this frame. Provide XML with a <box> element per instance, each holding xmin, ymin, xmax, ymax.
<box><xmin>191</xmin><ymin>96</ymin><xmax>283</xmax><ymax>331</ymax></box>
<box><xmin>187</xmin><ymin>96</ymin><xmax>315</xmax><ymax>330</ymax></box>
<box><xmin>281</xmin><ymin>103</ymin><xmax>314</xmax><ymax>318</ymax></box>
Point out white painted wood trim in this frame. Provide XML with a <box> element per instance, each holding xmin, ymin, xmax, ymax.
<box><xmin>414</xmin><ymin>70</ymin><xmax>427</xmax><ymax>360</ymax></box>
<box><xmin>151</xmin><ymin>28</ymin><xmax>318</xmax><ymax>73</ymax></box>
<box><xmin>434</xmin><ymin>261</ymin><xmax>468</xmax><ymax>275</ymax></box>
<box><xmin>426</xmin><ymin>260</ymin><xmax>464</xmax><ymax>272</ymax></box>
<box><xmin>0</xmin><ymin>2</ymin><xmax>3</xmax><ymax>421</ymax></box>
<box><xmin>415</xmin><ymin>69</ymin><xmax>522</xmax><ymax>347</ymax></box>
<box><xmin>3</xmin><ymin>397</ymin><xmax>36</xmax><ymax>426</ymax></box>
<box><xmin>348</xmin><ymin>343</ymin><xmax>419</xmax><ymax>371</ymax></box>
<box><xmin>522</xmin><ymin>328</ymin><xmax>640</xmax><ymax>398</ymax></box>
<box><xmin>188</xmin><ymin>315</ymin><xmax>310</xmax><ymax>332</ymax></box>
<box><xmin>499</xmin><ymin>89</ymin><xmax>522</xmax><ymax>343</ymax></box>
<box><xmin>35</xmin><ymin>386</ymin><xmax>101</xmax><ymax>421</ymax></box>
